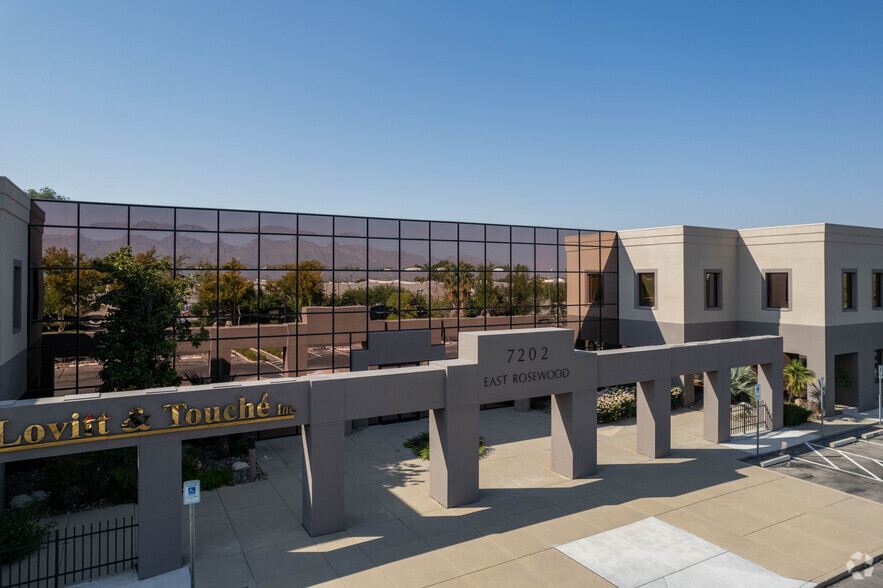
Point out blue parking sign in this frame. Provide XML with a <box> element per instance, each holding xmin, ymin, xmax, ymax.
<box><xmin>183</xmin><ymin>480</ymin><xmax>201</xmax><ymax>505</ymax></box>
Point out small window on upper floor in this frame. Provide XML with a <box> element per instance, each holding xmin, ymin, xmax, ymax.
<box><xmin>586</xmin><ymin>273</ymin><xmax>602</xmax><ymax>304</ymax></box>
<box><xmin>637</xmin><ymin>272</ymin><xmax>655</xmax><ymax>308</ymax></box>
<box><xmin>766</xmin><ymin>272</ymin><xmax>789</xmax><ymax>309</ymax></box>
<box><xmin>843</xmin><ymin>271</ymin><xmax>856</xmax><ymax>310</ymax></box>
<box><xmin>873</xmin><ymin>272</ymin><xmax>882</xmax><ymax>309</ymax></box>
<box><xmin>705</xmin><ymin>271</ymin><xmax>721</xmax><ymax>309</ymax></box>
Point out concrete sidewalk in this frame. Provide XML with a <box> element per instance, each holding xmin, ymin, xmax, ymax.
<box><xmin>724</xmin><ymin>409</ymin><xmax>880</xmax><ymax>455</ymax></box>
<box><xmin>171</xmin><ymin>407</ymin><xmax>883</xmax><ymax>587</ymax></box>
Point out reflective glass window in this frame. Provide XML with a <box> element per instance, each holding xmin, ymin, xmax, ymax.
<box><xmin>80</xmin><ymin>203</ymin><xmax>128</xmax><ymax>228</ymax></box>
<box><xmin>131</xmin><ymin>206</ymin><xmax>174</xmax><ymax>230</ymax></box>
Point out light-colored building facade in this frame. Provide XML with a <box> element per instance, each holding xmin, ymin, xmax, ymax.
<box><xmin>0</xmin><ymin>178</ymin><xmax>31</xmax><ymax>401</ymax></box>
<box><xmin>616</xmin><ymin>224</ymin><xmax>883</xmax><ymax>412</ymax></box>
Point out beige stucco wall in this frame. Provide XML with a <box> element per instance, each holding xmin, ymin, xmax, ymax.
<box><xmin>617</xmin><ymin>226</ymin><xmax>686</xmax><ymax>326</ymax></box>
<box><xmin>682</xmin><ymin>227</ymin><xmax>739</xmax><ymax>326</ymax></box>
<box><xmin>823</xmin><ymin>224</ymin><xmax>883</xmax><ymax>327</ymax></box>
<box><xmin>0</xmin><ymin>177</ymin><xmax>31</xmax><ymax>400</ymax></box>
<box><xmin>736</xmin><ymin>224</ymin><xmax>827</xmax><ymax>327</ymax></box>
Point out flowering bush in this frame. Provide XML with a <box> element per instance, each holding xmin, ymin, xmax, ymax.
<box><xmin>597</xmin><ymin>385</ymin><xmax>684</xmax><ymax>423</ymax></box>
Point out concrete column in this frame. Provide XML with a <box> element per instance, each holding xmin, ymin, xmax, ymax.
<box><xmin>703</xmin><ymin>368</ymin><xmax>731</xmax><ymax>443</ymax></box>
<box><xmin>430</xmin><ymin>362</ymin><xmax>479</xmax><ymax>508</ymax></box>
<box><xmin>759</xmin><ymin>358</ymin><xmax>783</xmax><ymax>430</ymax></box>
<box><xmin>551</xmin><ymin>389</ymin><xmax>597</xmax><ymax>478</ymax></box>
<box><xmin>552</xmin><ymin>351</ymin><xmax>597</xmax><ymax>478</ymax></box>
<box><xmin>636</xmin><ymin>377</ymin><xmax>671</xmax><ymax>458</ymax></box>
<box><xmin>137</xmin><ymin>439</ymin><xmax>183</xmax><ymax>580</ymax></box>
<box><xmin>302</xmin><ymin>379</ymin><xmax>346</xmax><ymax>536</ymax></box>
<box><xmin>858</xmin><ymin>348</ymin><xmax>877</xmax><ymax>411</ymax></box>
<box><xmin>301</xmin><ymin>421</ymin><xmax>345</xmax><ymax>535</ymax></box>
<box><xmin>683</xmin><ymin>374</ymin><xmax>695</xmax><ymax>407</ymax></box>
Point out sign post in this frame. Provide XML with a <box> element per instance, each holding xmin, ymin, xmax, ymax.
<box><xmin>820</xmin><ymin>377</ymin><xmax>826</xmax><ymax>440</ymax></box>
<box><xmin>183</xmin><ymin>480</ymin><xmax>201</xmax><ymax>588</ymax></box>
<box><xmin>755</xmin><ymin>384</ymin><xmax>762</xmax><ymax>457</ymax></box>
<box><xmin>877</xmin><ymin>365</ymin><xmax>882</xmax><ymax>426</ymax></box>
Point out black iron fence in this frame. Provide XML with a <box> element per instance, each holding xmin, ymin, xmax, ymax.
<box><xmin>1</xmin><ymin>516</ymin><xmax>137</xmax><ymax>588</ymax></box>
<box><xmin>730</xmin><ymin>401</ymin><xmax>772</xmax><ymax>435</ymax></box>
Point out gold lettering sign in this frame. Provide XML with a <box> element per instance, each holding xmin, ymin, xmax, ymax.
<box><xmin>0</xmin><ymin>393</ymin><xmax>295</xmax><ymax>454</ymax></box>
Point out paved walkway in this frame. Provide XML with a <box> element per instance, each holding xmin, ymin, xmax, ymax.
<box><xmin>724</xmin><ymin>409</ymin><xmax>879</xmax><ymax>455</ymax></box>
<box><xmin>170</xmin><ymin>407</ymin><xmax>883</xmax><ymax>587</ymax></box>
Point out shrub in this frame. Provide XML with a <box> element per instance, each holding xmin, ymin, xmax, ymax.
<box><xmin>230</xmin><ymin>439</ymin><xmax>250</xmax><ymax>458</ymax></box>
<box><xmin>198</xmin><ymin>468</ymin><xmax>233</xmax><ymax>491</ymax></box>
<box><xmin>597</xmin><ymin>387</ymin><xmax>636</xmax><ymax>423</ymax></box>
<box><xmin>0</xmin><ymin>502</ymin><xmax>55</xmax><ymax>564</ymax></box>
<box><xmin>44</xmin><ymin>448</ymin><xmax>137</xmax><ymax>511</ymax></box>
<box><xmin>670</xmin><ymin>386</ymin><xmax>684</xmax><ymax>409</ymax></box>
<box><xmin>597</xmin><ymin>386</ymin><xmax>685</xmax><ymax>423</ymax></box>
<box><xmin>783</xmin><ymin>403</ymin><xmax>812</xmax><ymax>427</ymax></box>
<box><xmin>403</xmin><ymin>432</ymin><xmax>486</xmax><ymax>460</ymax></box>
<box><xmin>182</xmin><ymin>447</ymin><xmax>200</xmax><ymax>481</ymax></box>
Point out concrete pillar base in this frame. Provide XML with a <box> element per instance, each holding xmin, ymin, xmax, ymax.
<box><xmin>703</xmin><ymin>367</ymin><xmax>731</xmax><ymax>443</ymax></box>
<box><xmin>637</xmin><ymin>377</ymin><xmax>671</xmax><ymax>458</ymax></box>
<box><xmin>138</xmin><ymin>440</ymin><xmax>183</xmax><ymax>580</ymax></box>
<box><xmin>551</xmin><ymin>389</ymin><xmax>597</xmax><ymax>478</ymax></box>
<box><xmin>302</xmin><ymin>421</ymin><xmax>346</xmax><ymax>536</ymax></box>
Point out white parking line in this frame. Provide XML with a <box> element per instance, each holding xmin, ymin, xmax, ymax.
<box><xmin>794</xmin><ymin>442</ymin><xmax>883</xmax><ymax>484</ymax></box>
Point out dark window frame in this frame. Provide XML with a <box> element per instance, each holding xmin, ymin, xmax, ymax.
<box><xmin>636</xmin><ymin>271</ymin><xmax>656</xmax><ymax>309</ymax></box>
<box><xmin>13</xmin><ymin>259</ymin><xmax>22</xmax><ymax>333</ymax></box>
<box><xmin>873</xmin><ymin>270</ymin><xmax>883</xmax><ymax>310</ymax></box>
<box><xmin>704</xmin><ymin>270</ymin><xmax>722</xmax><ymax>310</ymax></box>
<box><xmin>586</xmin><ymin>273</ymin><xmax>602</xmax><ymax>304</ymax></box>
<box><xmin>842</xmin><ymin>269</ymin><xmax>857</xmax><ymax>311</ymax></box>
<box><xmin>764</xmin><ymin>270</ymin><xmax>791</xmax><ymax>310</ymax></box>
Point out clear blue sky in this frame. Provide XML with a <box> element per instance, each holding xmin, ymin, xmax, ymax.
<box><xmin>2</xmin><ymin>1</ymin><xmax>881</xmax><ymax>230</ymax></box>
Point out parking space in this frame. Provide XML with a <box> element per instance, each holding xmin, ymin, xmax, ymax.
<box><xmin>750</xmin><ymin>428</ymin><xmax>883</xmax><ymax>505</ymax></box>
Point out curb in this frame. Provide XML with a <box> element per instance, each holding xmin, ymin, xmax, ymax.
<box><xmin>829</xmin><ymin>437</ymin><xmax>857</xmax><ymax>448</ymax></box>
<box><xmin>761</xmin><ymin>455</ymin><xmax>791</xmax><ymax>467</ymax></box>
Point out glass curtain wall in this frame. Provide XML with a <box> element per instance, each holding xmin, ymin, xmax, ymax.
<box><xmin>28</xmin><ymin>200</ymin><xmax>618</xmax><ymax>396</ymax></box>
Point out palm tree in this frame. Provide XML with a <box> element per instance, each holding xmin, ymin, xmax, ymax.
<box><xmin>730</xmin><ymin>366</ymin><xmax>758</xmax><ymax>404</ymax></box>
<box><xmin>783</xmin><ymin>359</ymin><xmax>815</xmax><ymax>403</ymax></box>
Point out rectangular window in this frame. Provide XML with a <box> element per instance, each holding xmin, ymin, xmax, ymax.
<box><xmin>705</xmin><ymin>271</ymin><xmax>721</xmax><ymax>309</ymax></box>
<box><xmin>766</xmin><ymin>272</ymin><xmax>789</xmax><ymax>309</ymax></box>
<box><xmin>13</xmin><ymin>260</ymin><xmax>22</xmax><ymax>333</ymax></box>
<box><xmin>874</xmin><ymin>272</ymin><xmax>882</xmax><ymax>309</ymax></box>
<box><xmin>843</xmin><ymin>271</ymin><xmax>856</xmax><ymax>310</ymax></box>
<box><xmin>637</xmin><ymin>272</ymin><xmax>655</xmax><ymax>308</ymax></box>
<box><xmin>586</xmin><ymin>273</ymin><xmax>602</xmax><ymax>304</ymax></box>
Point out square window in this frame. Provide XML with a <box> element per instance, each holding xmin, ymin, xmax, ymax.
<box><xmin>843</xmin><ymin>271</ymin><xmax>856</xmax><ymax>310</ymax></box>
<box><xmin>766</xmin><ymin>272</ymin><xmax>789</xmax><ymax>309</ymax></box>
<box><xmin>705</xmin><ymin>271</ymin><xmax>721</xmax><ymax>309</ymax></box>
<box><xmin>637</xmin><ymin>272</ymin><xmax>655</xmax><ymax>308</ymax></box>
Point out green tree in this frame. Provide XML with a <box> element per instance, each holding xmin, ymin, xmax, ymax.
<box><xmin>41</xmin><ymin>246</ymin><xmax>103</xmax><ymax>331</ymax></box>
<box><xmin>498</xmin><ymin>264</ymin><xmax>536</xmax><ymax>316</ymax></box>
<box><xmin>466</xmin><ymin>264</ymin><xmax>502</xmax><ymax>317</ymax></box>
<box><xmin>783</xmin><ymin>359</ymin><xmax>816</xmax><ymax>402</ymax></box>
<box><xmin>194</xmin><ymin>259</ymin><xmax>256</xmax><ymax>325</ymax></box>
<box><xmin>28</xmin><ymin>186</ymin><xmax>69</xmax><ymax>200</ymax></box>
<box><xmin>262</xmin><ymin>260</ymin><xmax>325</xmax><ymax>320</ymax></box>
<box><xmin>92</xmin><ymin>247</ymin><xmax>208</xmax><ymax>391</ymax></box>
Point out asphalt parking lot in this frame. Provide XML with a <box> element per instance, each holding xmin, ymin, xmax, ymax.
<box><xmin>746</xmin><ymin>426</ymin><xmax>883</xmax><ymax>505</ymax></box>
